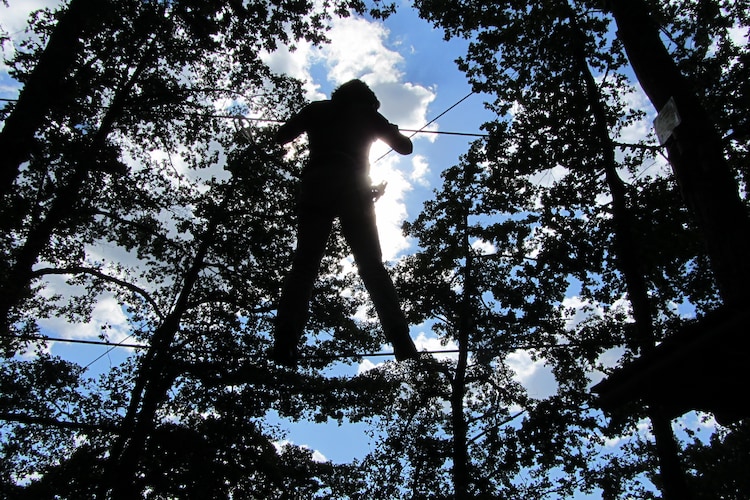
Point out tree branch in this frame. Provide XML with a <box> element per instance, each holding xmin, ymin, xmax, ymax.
<box><xmin>0</xmin><ymin>411</ymin><xmax>118</xmax><ymax>433</ymax></box>
<box><xmin>30</xmin><ymin>266</ymin><xmax>165</xmax><ymax>320</ymax></box>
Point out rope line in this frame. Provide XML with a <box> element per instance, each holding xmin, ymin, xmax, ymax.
<box><xmin>399</xmin><ymin>128</ymin><xmax>487</xmax><ymax>138</ymax></box>
<box><xmin>4</xmin><ymin>333</ymin><xmax>622</xmax><ymax>358</ymax></box>
<box><xmin>374</xmin><ymin>91</ymin><xmax>476</xmax><ymax>163</ymax></box>
<box><xmin>2</xmin><ymin>97</ymin><xmax>669</xmax><ymax>147</ymax></box>
<box><xmin>310</xmin><ymin>348</ymin><xmax>461</xmax><ymax>360</ymax></box>
<box><xmin>0</xmin><ymin>97</ymin><xmax>487</xmax><ymax>137</ymax></box>
<box><xmin>415</xmin><ymin>91</ymin><xmax>476</xmax><ymax>134</ymax></box>
<box><xmin>4</xmin><ymin>333</ymin><xmax>146</xmax><ymax>349</ymax></box>
<box><xmin>225</xmin><ymin>113</ymin><xmax>487</xmax><ymax>138</ymax></box>
<box><xmin>81</xmin><ymin>333</ymin><xmax>141</xmax><ymax>371</ymax></box>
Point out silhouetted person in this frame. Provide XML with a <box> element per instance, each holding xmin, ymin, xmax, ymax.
<box><xmin>272</xmin><ymin>79</ymin><xmax>418</xmax><ymax>367</ymax></box>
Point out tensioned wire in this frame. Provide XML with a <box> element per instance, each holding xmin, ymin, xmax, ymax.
<box><xmin>3</xmin><ymin>90</ymin><xmax>636</xmax><ymax>367</ymax></box>
<box><xmin>4</xmin><ymin>90</ymin><xmax>488</xmax><ymax>370</ymax></box>
<box><xmin>0</xmin><ymin>96</ymin><xmax>489</xmax><ymax>139</ymax></box>
<box><xmin>3</xmin><ymin>332</ymin><xmax>623</xmax><ymax>357</ymax></box>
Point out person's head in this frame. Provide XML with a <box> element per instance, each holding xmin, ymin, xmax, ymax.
<box><xmin>331</xmin><ymin>79</ymin><xmax>380</xmax><ymax>109</ymax></box>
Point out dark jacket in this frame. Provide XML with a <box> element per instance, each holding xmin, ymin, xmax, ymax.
<box><xmin>274</xmin><ymin>100</ymin><xmax>412</xmax><ymax>178</ymax></box>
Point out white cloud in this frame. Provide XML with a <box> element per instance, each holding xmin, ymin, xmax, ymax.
<box><xmin>356</xmin><ymin>328</ymin><xmax>457</xmax><ymax>374</ymax></box>
<box><xmin>265</xmin><ymin>14</ymin><xmax>437</xmax><ymax>131</ymax></box>
<box><xmin>529</xmin><ymin>164</ymin><xmax>568</xmax><ymax>189</ymax></box>
<box><xmin>471</xmin><ymin>238</ymin><xmax>496</xmax><ymax>256</ymax></box>
<box><xmin>562</xmin><ymin>293</ymin><xmax>634</xmax><ymax>333</ymax></box>
<box><xmin>371</xmin><ymin>80</ymin><xmax>437</xmax><ymax>131</ymax></box>
<box><xmin>413</xmin><ymin>331</ymin><xmax>459</xmax><ymax>361</ymax></box>
<box><xmin>506</xmin><ymin>349</ymin><xmax>557</xmax><ymax>399</ymax></box>
<box><xmin>261</xmin><ymin>42</ymin><xmax>325</xmax><ymax>100</ymax></box>
<box><xmin>1</xmin><ymin>0</ymin><xmax>59</xmax><ymax>36</ymax></box>
<box><xmin>561</xmin><ymin>295</ymin><xmax>602</xmax><ymax>331</ymax></box>
<box><xmin>372</xmin><ymin>156</ymin><xmax>412</xmax><ymax>260</ymax></box>
<box><xmin>410</xmin><ymin>154</ymin><xmax>430</xmax><ymax>186</ymax></box>
<box><xmin>322</xmin><ymin>17</ymin><xmax>404</xmax><ymax>85</ymax></box>
<box><xmin>37</xmin><ymin>290</ymin><xmax>132</xmax><ymax>344</ymax></box>
<box><xmin>357</xmin><ymin>358</ymin><xmax>378</xmax><ymax>375</ymax></box>
<box><xmin>1</xmin><ymin>1</ymin><xmax>62</xmax><ymax>79</ymax></box>
<box><xmin>695</xmin><ymin>411</ymin><xmax>718</xmax><ymax>430</ymax></box>
<box><xmin>310</xmin><ymin>448</ymin><xmax>327</xmax><ymax>463</ymax></box>
<box><xmin>273</xmin><ymin>440</ymin><xmax>328</xmax><ymax>463</ymax></box>
<box><xmin>728</xmin><ymin>25</ymin><xmax>749</xmax><ymax>46</ymax></box>
<box><xmin>614</xmin><ymin>88</ymin><xmax>673</xmax><ymax>182</ymax></box>
<box><xmin>616</xmin><ymin>88</ymin><xmax>653</xmax><ymax>144</ymax></box>
<box><xmin>602</xmin><ymin>434</ymin><xmax>623</xmax><ymax>448</ymax></box>
<box><xmin>261</xmin><ymin>13</ymin><xmax>438</xmax><ymax>123</ymax></box>
<box><xmin>586</xmin><ymin>345</ymin><xmax>626</xmax><ymax>389</ymax></box>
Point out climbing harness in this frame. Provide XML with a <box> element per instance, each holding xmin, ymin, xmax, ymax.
<box><xmin>233</xmin><ymin>114</ymin><xmax>254</xmax><ymax>142</ymax></box>
<box><xmin>371</xmin><ymin>180</ymin><xmax>387</xmax><ymax>201</ymax></box>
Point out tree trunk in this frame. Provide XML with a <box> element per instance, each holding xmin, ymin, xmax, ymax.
<box><xmin>648</xmin><ymin>406</ymin><xmax>692</xmax><ymax>500</ymax></box>
<box><xmin>567</xmin><ymin>8</ymin><xmax>690</xmax><ymax>498</ymax></box>
<box><xmin>0</xmin><ymin>0</ymin><xmax>105</xmax><ymax>197</ymax></box>
<box><xmin>103</xmin><ymin>219</ymin><xmax>216</xmax><ymax>499</ymax></box>
<box><xmin>609</xmin><ymin>0</ymin><xmax>750</xmax><ymax>309</ymax></box>
<box><xmin>450</xmin><ymin>198</ymin><xmax>473</xmax><ymax>498</ymax></box>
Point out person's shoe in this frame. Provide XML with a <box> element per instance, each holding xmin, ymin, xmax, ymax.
<box><xmin>271</xmin><ymin>342</ymin><xmax>299</xmax><ymax>368</ymax></box>
<box><xmin>392</xmin><ymin>341</ymin><xmax>419</xmax><ymax>362</ymax></box>
<box><xmin>413</xmin><ymin>353</ymin><xmax>451</xmax><ymax>383</ymax></box>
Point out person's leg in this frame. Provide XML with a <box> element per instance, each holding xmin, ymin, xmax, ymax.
<box><xmin>338</xmin><ymin>187</ymin><xmax>418</xmax><ymax>361</ymax></box>
<box><xmin>274</xmin><ymin>209</ymin><xmax>333</xmax><ymax>365</ymax></box>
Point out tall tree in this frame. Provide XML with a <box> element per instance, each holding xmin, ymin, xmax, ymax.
<box><xmin>358</xmin><ymin>145</ymin><xmax>607</xmax><ymax>497</ymax></box>
<box><xmin>411</xmin><ymin>0</ymin><xmax>748</xmax><ymax>496</ymax></box>
<box><xmin>606</xmin><ymin>0</ymin><xmax>750</xmax><ymax>309</ymax></box>
<box><xmin>1</xmin><ymin>0</ymin><xmax>406</xmax><ymax>496</ymax></box>
<box><xmin>561</xmin><ymin>6</ymin><xmax>689</xmax><ymax>497</ymax></box>
<box><xmin>0</xmin><ymin>0</ymin><xmax>108</xmax><ymax>197</ymax></box>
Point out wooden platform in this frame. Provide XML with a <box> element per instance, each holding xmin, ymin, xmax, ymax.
<box><xmin>591</xmin><ymin>308</ymin><xmax>750</xmax><ymax>424</ymax></box>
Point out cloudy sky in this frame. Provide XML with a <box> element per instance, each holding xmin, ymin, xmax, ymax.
<box><xmin>3</xmin><ymin>0</ymin><xmax>719</xmax><ymax>478</ymax></box>
<box><xmin>255</xmin><ymin>5</ymin><xmax>516</xmax><ymax>462</ymax></box>
<box><xmin>258</xmin><ymin>6</ymin><xmax>490</xmax><ymax>263</ymax></box>
<box><xmin>0</xmin><ymin>0</ymin><xmax>498</xmax><ymax>462</ymax></box>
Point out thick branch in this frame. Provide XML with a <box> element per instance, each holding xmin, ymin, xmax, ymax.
<box><xmin>31</xmin><ymin>266</ymin><xmax>164</xmax><ymax>320</ymax></box>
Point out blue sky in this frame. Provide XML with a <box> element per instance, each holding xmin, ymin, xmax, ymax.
<box><xmin>256</xmin><ymin>3</ymin><xmax>506</xmax><ymax>463</ymax></box>
<box><xmin>1</xmin><ymin>0</ymin><xmax>727</xmax><ymax>495</ymax></box>
<box><xmin>0</xmin><ymin>0</ymin><xmax>501</xmax><ymax>461</ymax></box>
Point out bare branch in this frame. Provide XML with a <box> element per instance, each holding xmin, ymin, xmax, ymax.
<box><xmin>31</xmin><ymin>266</ymin><xmax>165</xmax><ymax>320</ymax></box>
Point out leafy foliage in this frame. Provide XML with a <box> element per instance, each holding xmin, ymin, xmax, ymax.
<box><xmin>400</xmin><ymin>0</ymin><xmax>749</xmax><ymax>497</ymax></box>
<box><xmin>1</xmin><ymin>0</ymin><xmax>403</xmax><ymax>497</ymax></box>
<box><xmin>1</xmin><ymin>0</ymin><xmax>748</xmax><ymax>498</ymax></box>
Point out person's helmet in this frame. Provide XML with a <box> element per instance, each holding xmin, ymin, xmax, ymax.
<box><xmin>331</xmin><ymin>79</ymin><xmax>380</xmax><ymax>109</ymax></box>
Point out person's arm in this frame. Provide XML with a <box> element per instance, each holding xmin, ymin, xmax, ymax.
<box><xmin>381</xmin><ymin>122</ymin><xmax>413</xmax><ymax>155</ymax></box>
<box><xmin>274</xmin><ymin>106</ymin><xmax>310</xmax><ymax>144</ymax></box>
<box><xmin>374</xmin><ymin>111</ymin><xmax>413</xmax><ymax>155</ymax></box>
